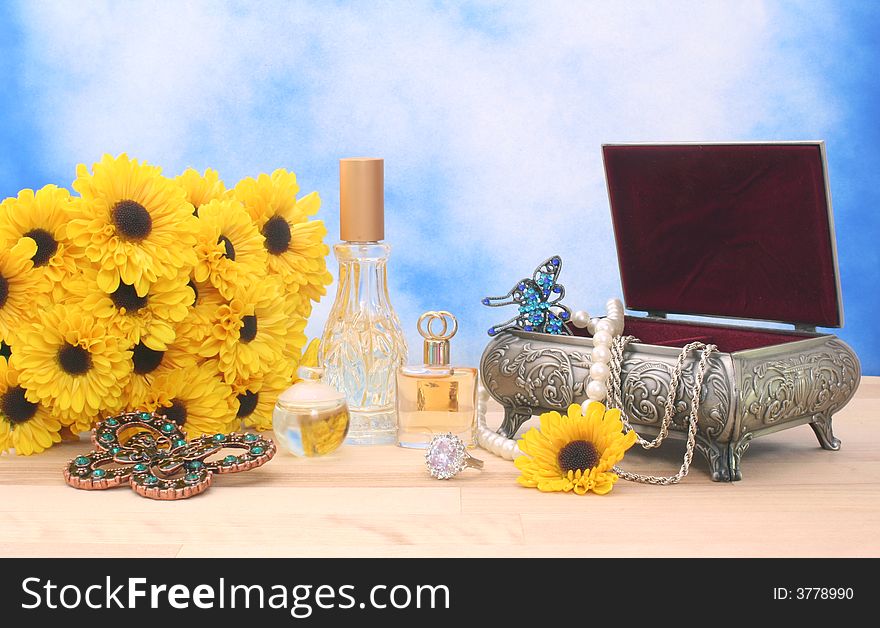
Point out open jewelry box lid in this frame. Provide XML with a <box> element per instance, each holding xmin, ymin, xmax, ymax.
<box><xmin>602</xmin><ymin>142</ymin><xmax>842</xmax><ymax>329</ymax></box>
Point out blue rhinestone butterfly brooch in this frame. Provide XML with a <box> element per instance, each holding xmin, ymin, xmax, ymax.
<box><xmin>482</xmin><ymin>255</ymin><xmax>572</xmax><ymax>336</ymax></box>
<box><xmin>63</xmin><ymin>411</ymin><xmax>275</xmax><ymax>500</ymax></box>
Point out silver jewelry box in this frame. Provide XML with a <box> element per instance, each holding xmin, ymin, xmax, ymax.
<box><xmin>480</xmin><ymin>142</ymin><xmax>861</xmax><ymax>481</ymax></box>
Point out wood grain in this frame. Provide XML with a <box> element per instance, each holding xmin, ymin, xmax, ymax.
<box><xmin>1</xmin><ymin>377</ymin><xmax>878</xmax><ymax>558</ymax></box>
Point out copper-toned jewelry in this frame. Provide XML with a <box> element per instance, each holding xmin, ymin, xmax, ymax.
<box><xmin>63</xmin><ymin>410</ymin><xmax>275</xmax><ymax>500</ymax></box>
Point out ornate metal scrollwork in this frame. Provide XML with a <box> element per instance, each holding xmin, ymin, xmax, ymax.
<box><xmin>480</xmin><ymin>330</ymin><xmax>861</xmax><ymax>482</ymax></box>
<box><xmin>739</xmin><ymin>338</ymin><xmax>860</xmax><ymax>430</ymax></box>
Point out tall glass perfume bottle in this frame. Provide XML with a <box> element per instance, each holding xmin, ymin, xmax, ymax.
<box><xmin>320</xmin><ymin>158</ymin><xmax>408</xmax><ymax>446</ymax></box>
<box><xmin>397</xmin><ymin>311</ymin><xmax>477</xmax><ymax>449</ymax></box>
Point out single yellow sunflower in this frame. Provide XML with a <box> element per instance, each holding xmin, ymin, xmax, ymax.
<box><xmin>67</xmin><ymin>153</ymin><xmax>198</xmax><ymax>297</ymax></box>
<box><xmin>0</xmin><ymin>184</ymin><xmax>80</xmax><ymax>302</ymax></box>
<box><xmin>0</xmin><ymin>236</ymin><xmax>51</xmax><ymax>341</ymax></box>
<box><xmin>515</xmin><ymin>401</ymin><xmax>637</xmax><ymax>495</ymax></box>
<box><xmin>146</xmin><ymin>362</ymin><xmax>236</xmax><ymax>438</ymax></box>
<box><xmin>232</xmin><ymin>361</ymin><xmax>293</xmax><ymax>431</ymax></box>
<box><xmin>123</xmin><ymin>339</ymin><xmax>199</xmax><ymax>410</ymax></box>
<box><xmin>174</xmin><ymin>167</ymin><xmax>227</xmax><ymax>216</ymax></box>
<box><xmin>174</xmin><ymin>277</ymin><xmax>225</xmax><ymax>354</ymax></box>
<box><xmin>197</xmin><ymin>279</ymin><xmax>287</xmax><ymax>384</ymax></box>
<box><xmin>0</xmin><ymin>356</ymin><xmax>62</xmax><ymax>455</ymax></box>
<box><xmin>193</xmin><ymin>198</ymin><xmax>268</xmax><ymax>300</ymax></box>
<box><xmin>232</xmin><ymin>170</ymin><xmax>332</xmax><ymax>313</ymax></box>
<box><xmin>73</xmin><ymin>268</ymin><xmax>194</xmax><ymax>351</ymax></box>
<box><xmin>13</xmin><ymin>305</ymin><xmax>132</xmax><ymax>432</ymax></box>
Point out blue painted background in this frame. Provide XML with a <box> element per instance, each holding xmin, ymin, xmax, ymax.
<box><xmin>1</xmin><ymin>1</ymin><xmax>878</xmax><ymax>373</ymax></box>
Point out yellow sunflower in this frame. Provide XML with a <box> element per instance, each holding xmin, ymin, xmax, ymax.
<box><xmin>197</xmin><ymin>279</ymin><xmax>288</xmax><ymax>384</ymax></box>
<box><xmin>123</xmin><ymin>339</ymin><xmax>199</xmax><ymax>410</ymax></box>
<box><xmin>232</xmin><ymin>170</ymin><xmax>332</xmax><ymax>314</ymax></box>
<box><xmin>146</xmin><ymin>362</ymin><xmax>236</xmax><ymax>438</ymax></box>
<box><xmin>193</xmin><ymin>198</ymin><xmax>268</xmax><ymax>300</ymax></box>
<box><xmin>0</xmin><ymin>237</ymin><xmax>51</xmax><ymax>340</ymax></box>
<box><xmin>1</xmin><ymin>356</ymin><xmax>62</xmax><ymax>455</ymax></box>
<box><xmin>174</xmin><ymin>167</ymin><xmax>227</xmax><ymax>216</ymax></box>
<box><xmin>0</xmin><ymin>184</ymin><xmax>80</xmax><ymax>302</ymax></box>
<box><xmin>515</xmin><ymin>402</ymin><xmax>637</xmax><ymax>495</ymax></box>
<box><xmin>67</xmin><ymin>153</ymin><xmax>198</xmax><ymax>297</ymax></box>
<box><xmin>233</xmin><ymin>362</ymin><xmax>293</xmax><ymax>431</ymax></box>
<box><xmin>73</xmin><ymin>268</ymin><xmax>194</xmax><ymax>351</ymax></box>
<box><xmin>175</xmin><ymin>277</ymin><xmax>225</xmax><ymax>353</ymax></box>
<box><xmin>13</xmin><ymin>305</ymin><xmax>132</xmax><ymax>432</ymax></box>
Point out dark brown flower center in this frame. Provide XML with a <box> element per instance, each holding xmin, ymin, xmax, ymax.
<box><xmin>557</xmin><ymin>440</ymin><xmax>600</xmax><ymax>474</ymax></box>
<box><xmin>58</xmin><ymin>344</ymin><xmax>91</xmax><ymax>375</ymax></box>
<box><xmin>131</xmin><ymin>342</ymin><xmax>165</xmax><ymax>375</ymax></box>
<box><xmin>262</xmin><ymin>215</ymin><xmax>291</xmax><ymax>255</ymax></box>
<box><xmin>236</xmin><ymin>391</ymin><xmax>258</xmax><ymax>418</ymax></box>
<box><xmin>112</xmin><ymin>200</ymin><xmax>152</xmax><ymax>241</ymax></box>
<box><xmin>218</xmin><ymin>234</ymin><xmax>236</xmax><ymax>260</ymax></box>
<box><xmin>0</xmin><ymin>385</ymin><xmax>38</xmax><ymax>424</ymax></box>
<box><xmin>163</xmin><ymin>399</ymin><xmax>188</xmax><ymax>426</ymax></box>
<box><xmin>24</xmin><ymin>228</ymin><xmax>59</xmax><ymax>267</ymax></box>
<box><xmin>110</xmin><ymin>282</ymin><xmax>148</xmax><ymax>313</ymax></box>
<box><xmin>240</xmin><ymin>315</ymin><xmax>257</xmax><ymax>343</ymax></box>
<box><xmin>0</xmin><ymin>340</ymin><xmax>10</xmax><ymax>360</ymax></box>
<box><xmin>0</xmin><ymin>275</ymin><xmax>8</xmax><ymax>309</ymax></box>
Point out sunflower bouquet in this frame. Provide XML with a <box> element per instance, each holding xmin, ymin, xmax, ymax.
<box><xmin>0</xmin><ymin>154</ymin><xmax>331</xmax><ymax>455</ymax></box>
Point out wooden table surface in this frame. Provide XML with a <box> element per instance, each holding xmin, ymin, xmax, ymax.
<box><xmin>2</xmin><ymin>377</ymin><xmax>878</xmax><ymax>558</ymax></box>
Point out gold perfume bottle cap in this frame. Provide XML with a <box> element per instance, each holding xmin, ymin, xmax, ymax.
<box><xmin>339</xmin><ymin>157</ymin><xmax>384</xmax><ymax>242</ymax></box>
<box><xmin>418</xmin><ymin>311</ymin><xmax>458</xmax><ymax>366</ymax></box>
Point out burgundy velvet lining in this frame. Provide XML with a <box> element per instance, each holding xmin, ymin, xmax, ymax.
<box><xmin>570</xmin><ymin>316</ymin><xmax>813</xmax><ymax>354</ymax></box>
<box><xmin>603</xmin><ymin>144</ymin><xmax>840</xmax><ymax>327</ymax></box>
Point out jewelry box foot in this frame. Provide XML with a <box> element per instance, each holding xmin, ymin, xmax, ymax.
<box><xmin>498</xmin><ymin>407</ymin><xmax>534</xmax><ymax>439</ymax></box>
<box><xmin>810</xmin><ymin>414</ymin><xmax>842</xmax><ymax>451</ymax></box>
<box><xmin>695</xmin><ymin>437</ymin><xmax>744</xmax><ymax>482</ymax></box>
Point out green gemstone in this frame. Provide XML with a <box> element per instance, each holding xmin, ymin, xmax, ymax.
<box><xmin>250</xmin><ymin>446</ymin><xmax>265</xmax><ymax>455</ymax></box>
<box><xmin>186</xmin><ymin>461</ymin><xmax>204</xmax><ymax>470</ymax></box>
<box><xmin>99</xmin><ymin>432</ymin><xmax>114</xmax><ymax>442</ymax></box>
<box><xmin>105</xmin><ymin>418</ymin><xmax>119</xmax><ymax>427</ymax></box>
<box><xmin>173</xmin><ymin>439</ymin><xmax>187</xmax><ymax>448</ymax></box>
<box><xmin>213</xmin><ymin>434</ymin><xmax>225</xmax><ymax>442</ymax></box>
<box><xmin>139</xmin><ymin>412</ymin><xmax>151</xmax><ymax>420</ymax></box>
<box><xmin>143</xmin><ymin>475</ymin><xmax>158</xmax><ymax>485</ymax></box>
<box><xmin>133</xmin><ymin>463</ymin><xmax>148</xmax><ymax>472</ymax></box>
<box><xmin>161</xmin><ymin>423</ymin><xmax>176</xmax><ymax>434</ymax></box>
<box><xmin>223</xmin><ymin>455</ymin><xmax>237</xmax><ymax>465</ymax></box>
<box><xmin>110</xmin><ymin>447</ymin><xmax>121</xmax><ymax>455</ymax></box>
<box><xmin>74</xmin><ymin>456</ymin><xmax>90</xmax><ymax>466</ymax></box>
<box><xmin>91</xmin><ymin>469</ymin><xmax>106</xmax><ymax>478</ymax></box>
<box><xmin>244</xmin><ymin>433</ymin><xmax>258</xmax><ymax>442</ymax></box>
<box><xmin>184</xmin><ymin>473</ymin><xmax>201</xmax><ymax>483</ymax></box>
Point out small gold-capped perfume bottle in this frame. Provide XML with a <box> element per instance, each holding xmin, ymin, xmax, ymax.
<box><xmin>397</xmin><ymin>311</ymin><xmax>477</xmax><ymax>449</ymax></box>
<box><xmin>273</xmin><ymin>366</ymin><xmax>350</xmax><ymax>457</ymax></box>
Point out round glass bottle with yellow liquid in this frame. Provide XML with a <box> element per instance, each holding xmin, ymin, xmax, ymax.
<box><xmin>273</xmin><ymin>367</ymin><xmax>350</xmax><ymax>457</ymax></box>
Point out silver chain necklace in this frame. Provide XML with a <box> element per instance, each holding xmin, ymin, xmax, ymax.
<box><xmin>607</xmin><ymin>335</ymin><xmax>717</xmax><ymax>485</ymax></box>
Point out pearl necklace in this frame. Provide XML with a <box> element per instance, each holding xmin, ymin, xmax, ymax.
<box><xmin>477</xmin><ymin>298</ymin><xmax>625</xmax><ymax>460</ymax></box>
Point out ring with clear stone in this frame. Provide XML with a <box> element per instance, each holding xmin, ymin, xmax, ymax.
<box><xmin>425</xmin><ymin>433</ymin><xmax>484</xmax><ymax>480</ymax></box>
